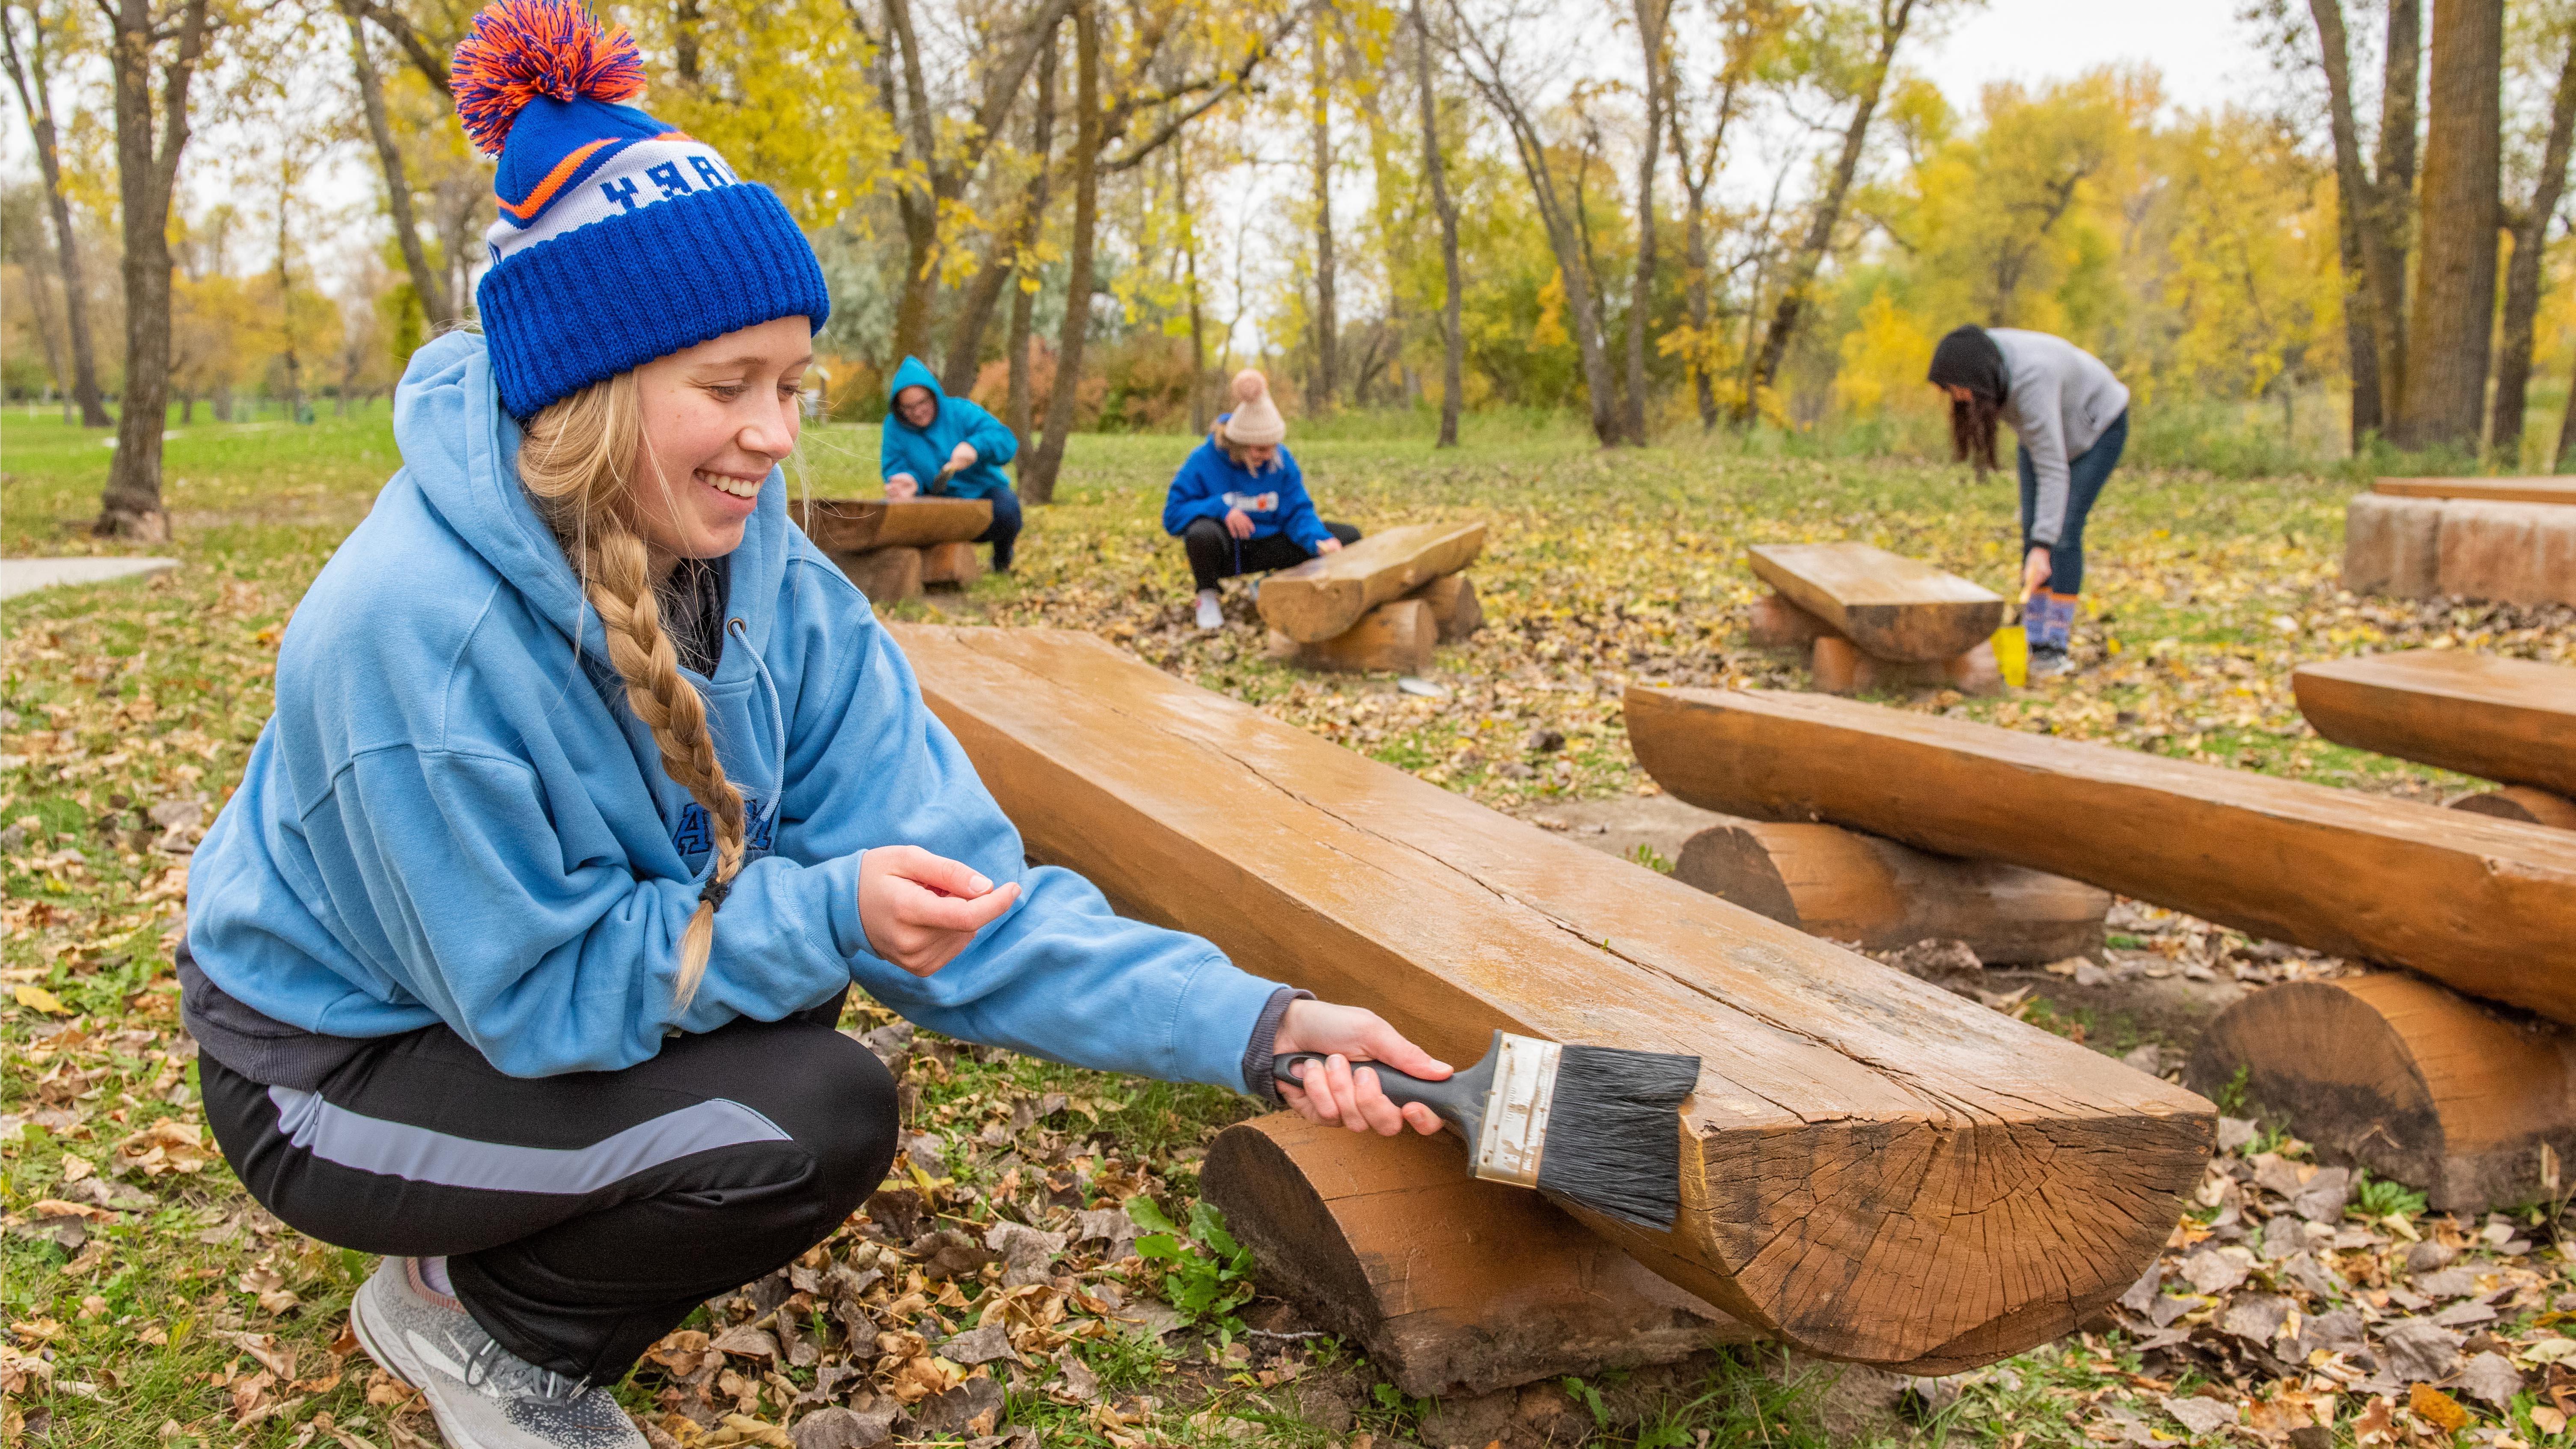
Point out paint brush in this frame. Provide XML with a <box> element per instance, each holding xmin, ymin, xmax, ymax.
<box><xmin>1276</xmin><ymin>1029</ymin><xmax>1699</xmax><ymax>1229</ymax></box>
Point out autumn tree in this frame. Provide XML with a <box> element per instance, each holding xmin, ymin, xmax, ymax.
<box><xmin>2395</xmin><ymin>0</ymin><xmax>2502</xmax><ymax>452</ymax></box>
<box><xmin>2490</xmin><ymin>4</ymin><xmax>2576</xmax><ymax>463</ymax></box>
<box><xmin>2</xmin><ymin>0</ymin><xmax>110</xmax><ymax>425</ymax></box>
<box><xmin>1411</xmin><ymin>0</ymin><xmax>1461</xmax><ymax>444</ymax></box>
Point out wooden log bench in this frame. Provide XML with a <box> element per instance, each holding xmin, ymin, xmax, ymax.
<box><xmin>2293</xmin><ymin>650</ymin><xmax>2576</xmax><ymax>799</ymax></box>
<box><xmin>892</xmin><ymin>624</ymin><xmax>2210</xmax><ymax>1372</ymax></box>
<box><xmin>1674</xmin><ymin>814</ymin><xmax>2108</xmax><ymax>965</ymax></box>
<box><xmin>2376</xmin><ymin>476</ymin><xmax>2576</xmax><ymax>506</ymax></box>
<box><xmin>2448</xmin><ymin>785</ymin><xmax>2576</xmax><ymax>830</ymax></box>
<box><xmin>1625</xmin><ymin>685</ymin><xmax>2576</xmax><ymax>1025</ymax></box>
<box><xmin>2342</xmin><ymin>493</ymin><xmax>2576</xmax><ymax>605</ymax></box>
<box><xmin>1201</xmin><ymin>1114</ymin><xmax>1752</xmax><ymax>1397</ymax></box>
<box><xmin>793</xmin><ymin>498</ymin><xmax>994</xmax><ymax>602</ymax></box>
<box><xmin>1746</xmin><ymin>543</ymin><xmax>2004</xmax><ymax>663</ymax></box>
<box><xmin>2187</xmin><ymin>973</ymin><xmax>2576</xmax><ymax>1214</ymax></box>
<box><xmin>1257</xmin><ymin>522</ymin><xmax>1485</xmax><ymax>643</ymax></box>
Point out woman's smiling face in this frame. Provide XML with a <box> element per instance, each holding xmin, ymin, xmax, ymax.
<box><xmin>624</xmin><ymin>317</ymin><xmax>813</xmax><ymax>566</ymax></box>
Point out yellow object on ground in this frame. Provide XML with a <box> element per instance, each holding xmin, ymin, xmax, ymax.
<box><xmin>1990</xmin><ymin>624</ymin><xmax>2029</xmax><ymax>689</ymax></box>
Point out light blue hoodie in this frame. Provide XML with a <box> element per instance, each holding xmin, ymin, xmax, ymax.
<box><xmin>185</xmin><ymin>331</ymin><xmax>1280</xmax><ymax>1084</ymax></box>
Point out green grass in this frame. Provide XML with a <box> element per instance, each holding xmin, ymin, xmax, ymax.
<box><xmin>5</xmin><ymin>401</ymin><xmax>2569</xmax><ymax>1445</ymax></box>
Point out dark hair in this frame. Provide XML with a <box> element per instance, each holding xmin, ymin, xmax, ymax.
<box><xmin>1948</xmin><ymin>393</ymin><xmax>2002</xmax><ymax>473</ymax></box>
<box><xmin>1928</xmin><ymin>325</ymin><xmax>2009</xmax><ymax>474</ymax></box>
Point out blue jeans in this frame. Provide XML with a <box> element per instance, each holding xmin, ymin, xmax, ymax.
<box><xmin>975</xmin><ymin>488</ymin><xmax>1023</xmax><ymax>570</ymax></box>
<box><xmin>2016</xmin><ymin>408</ymin><xmax>2126</xmax><ymax>596</ymax></box>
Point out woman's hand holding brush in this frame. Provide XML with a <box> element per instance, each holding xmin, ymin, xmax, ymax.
<box><xmin>1273</xmin><ymin>1000</ymin><xmax>1449</xmax><ymax>1137</ymax></box>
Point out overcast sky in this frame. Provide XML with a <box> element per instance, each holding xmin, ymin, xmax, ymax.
<box><xmin>1916</xmin><ymin>0</ymin><xmax>2270</xmax><ymax>115</ymax></box>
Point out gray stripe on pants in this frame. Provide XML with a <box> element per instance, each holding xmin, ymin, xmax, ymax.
<box><xmin>267</xmin><ymin>1085</ymin><xmax>794</xmax><ymax>1195</ymax></box>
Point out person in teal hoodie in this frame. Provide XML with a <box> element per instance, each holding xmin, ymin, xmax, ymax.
<box><xmin>1162</xmin><ymin>369</ymin><xmax>1358</xmax><ymax>629</ymax></box>
<box><xmin>880</xmin><ymin>355</ymin><xmax>1022</xmax><ymax>570</ymax></box>
<box><xmin>183</xmin><ymin>12</ymin><xmax>1445</xmax><ymax>1447</ymax></box>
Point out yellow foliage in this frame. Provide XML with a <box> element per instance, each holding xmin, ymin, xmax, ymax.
<box><xmin>1834</xmin><ymin>290</ymin><xmax>1933</xmax><ymax>415</ymax></box>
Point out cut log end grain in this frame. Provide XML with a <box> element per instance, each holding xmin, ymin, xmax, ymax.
<box><xmin>1747</xmin><ymin>542</ymin><xmax>2005</xmax><ymax>662</ymax></box>
<box><xmin>1200</xmin><ymin>1114</ymin><xmax>1750</xmax><ymax>1398</ymax></box>
<box><xmin>1270</xmin><ymin>598</ymin><xmax>1437</xmax><ymax>675</ymax></box>
<box><xmin>831</xmin><ymin>547</ymin><xmax>923</xmax><ymax>604</ymax></box>
<box><xmin>1623</xmin><ymin>684</ymin><xmax>2576</xmax><ymax>1027</ymax></box>
<box><xmin>920</xmin><ymin>541</ymin><xmax>984</xmax><ymax>588</ymax></box>
<box><xmin>1674</xmin><ymin>816</ymin><xmax>2108</xmax><ymax>966</ymax></box>
<box><xmin>2448</xmin><ymin>785</ymin><xmax>2576</xmax><ymax>830</ymax></box>
<box><xmin>2187</xmin><ymin>974</ymin><xmax>2576</xmax><ymax>1214</ymax></box>
<box><xmin>1257</xmin><ymin>522</ymin><xmax>1487</xmax><ymax>642</ymax></box>
<box><xmin>2342</xmin><ymin>494</ymin><xmax>2445</xmax><ymax>598</ymax></box>
<box><xmin>2294</xmin><ymin>651</ymin><xmax>2576</xmax><ymax>799</ymax></box>
<box><xmin>893</xmin><ymin>625</ymin><xmax>2211</xmax><ymax>1369</ymax></box>
<box><xmin>1405</xmin><ymin>572</ymin><xmax>1484</xmax><ymax>642</ymax></box>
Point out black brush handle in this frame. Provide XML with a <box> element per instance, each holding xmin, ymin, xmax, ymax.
<box><xmin>1273</xmin><ymin>1053</ymin><xmax>1486</xmax><ymax>1135</ymax></box>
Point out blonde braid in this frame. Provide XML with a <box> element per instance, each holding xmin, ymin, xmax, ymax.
<box><xmin>520</xmin><ymin>373</ymin><xmax>748</xmax><ymax>1012</ymax></box>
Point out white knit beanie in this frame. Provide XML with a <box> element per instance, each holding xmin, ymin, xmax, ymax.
<box><xmin>1223</xmin><ymin>369</ymin><xmax>1287</xmax><ymax>447</ymax></box>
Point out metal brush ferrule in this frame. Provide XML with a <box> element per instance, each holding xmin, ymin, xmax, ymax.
<box><xmin>1469</xmin><ymin>1034</ymin><xmax>1561</xmax><ymax>1187</ymax></box>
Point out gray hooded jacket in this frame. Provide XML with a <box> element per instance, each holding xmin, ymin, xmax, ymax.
<box><xmin>1991</xmin><ymin>329</ymin><xmax>2129</xmax><ymax>546</ymax></box>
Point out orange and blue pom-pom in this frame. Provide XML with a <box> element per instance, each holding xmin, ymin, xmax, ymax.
<box><xmin>449</xmin><ymin>0</ymin><xmax>646</xmax><ymax>156</ymax></box>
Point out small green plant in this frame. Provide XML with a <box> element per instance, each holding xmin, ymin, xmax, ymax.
<box><xmin>1561</xmin><ymin>1375</ymin><xmax>1611</xmax><ymax>1426</ymax></box>
<box><xmin>1364</xmin><ymin>1381</ymin><xmax>1434</xmax><ymax>1434</ymax></box>
<box><xmin>1126</xmin><ymin>1196</ymin><xmax>1257</xmax><ymax>1330</ymax></box>
<box><xmin>2212</xmin><ymin>1064</ymin><xmax>2252</xmax><ymax>1119</ymax></box>
<box><xmin>2352</xmin><ymin>1171</ymin><xmax>2428</xmax><ymax>1222</ymax></box>
<box><xmin>1623</xmin><ymin>842</ymin><xmax>1675</xmax><ymax>874</ymax></box>
<box><xmin>2107</xmin><ymin>932</ymin><xmax>2146</xmax><ymax>949</ymax></box>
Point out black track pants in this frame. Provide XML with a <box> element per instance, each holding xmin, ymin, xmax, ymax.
<box><xmin>198</xmin><ymin>995</ymin><xmax>898</xmax><ymax>1384</ymax></box>
<box><xmin>1181</xmin><ymin>517</ymin><xmax>1362</xmax><ymax>591</ymax></box>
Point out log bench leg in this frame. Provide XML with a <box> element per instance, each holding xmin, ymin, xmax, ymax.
<box><xmin>1200</xmin><ymin>1113</ymin><xmax>1751</xmax><ymax>1399</ymax></box>
<box><xmin>1674</xmin><ymin>815</ymin><xmax>2108</xmax><ymax>965</ymax></box>
<box><xmin>2446</xmin><ymin>785</ymin><xmax>2576</xmax><ymax>830</ymax></box>
<box><xmin>2185</xmin><ymin>973</ymin><xmax>2576</xmax><ymax>1214</ymax></box>
<box><xmin>832</xmin><ymin>546</ymin><xmax>925</xmax><ymax>603</ymax></box>
<box><xmin>1269</xmin><ymin>598</ymin><xmax>1438</xmax><ymax>674</ymax></box>
<box><xmin>1812</xmin><ymin>636</ymin><xmax>2002</xmax><ymax>697</ymax></box>
<box><xmin>921</xmin><ymin>541</ymin><xmax>985</xmax><ymax>589</ymax></box>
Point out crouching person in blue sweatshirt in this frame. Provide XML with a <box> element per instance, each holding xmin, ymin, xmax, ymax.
<box><xmin>183</xmin><ymin>17</ymin><xmax>1446</xmax><ymax>1448</ymax></box>
<box><xmin>880</xmin><ymin>355</ymin><xmax>1022</xmax><ymax>571</ymax></box>
<box><xmin>1163</xmin><ymin>369</ymin><xmax>1359</xmax><ymax>630</ymax></box>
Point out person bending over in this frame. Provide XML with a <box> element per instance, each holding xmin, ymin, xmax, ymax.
<box><xmin>1163</xmin><ymin>369</ymin><xmax>1358</xmax><ymax>631</ymax></box>
<box><xmin>1927</xmin><ymin>324</ymin><xmax>2130</xmax><ymax>677</ymax></box>
<box><xmin>880</xmin><ymin>356</ymin><xmax>1022</xmax><ymax>571</ymax></box>
<box><xmin>184</xmin><ymin>13</ymin><xmax>1447</xmax><ymax>1448</ymax></box>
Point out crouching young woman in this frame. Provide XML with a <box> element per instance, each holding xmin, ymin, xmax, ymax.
<box><xmin>181</xmin><ymin>8</ymin><xmax>1446</xmax><ymax>1447</ymax></box>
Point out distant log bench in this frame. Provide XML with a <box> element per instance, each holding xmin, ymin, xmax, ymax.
<box><xmin>2293</xmin><ymin>650</ymin><xmax>2576</xmax><ymax>806</ymax></box>
<box><xmin>1625</xmin><ymin>684</ymin><xmax>2576</xmax><ymax>1026</ymax></box>
<box><xmin>2375</xmin><ymin>476</ymin><xmax>2576</xmax><ymax>506</ymax></box>
<box><xmin>1741</xmin><ymin>543</ymin><xmax>2005</xmax><ymax>695</ymax></box>
<box><xmin>2343</xmin><ymin>492</ymin><xmax>2576</xmax><ymax>605</ymax></box>
<box><xmin>891</xmin><ymin>623</ymin><xmax>2207</xmax><ymax>1373</ymax></box>
<box><xmin>794</xmin><ymin>498</ymin><xmax>993</xmax><ymax>602</ymax></box>
<box><xmin>1257</xmin><ymin>521</ymin><xmax>1487</xmax><ymax>672</ymax></box>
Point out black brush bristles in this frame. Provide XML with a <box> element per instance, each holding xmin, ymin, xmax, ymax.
<box><xmin>1536</xmin><ymin>1044</ymin><xmax>1700</xmax><ymax>1229</ymax></box>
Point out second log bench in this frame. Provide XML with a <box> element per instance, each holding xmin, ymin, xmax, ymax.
<box><xmin>794</xmin><ymin>497</ymin><xmax>994</xmax><ymax>602</ymax></box>
<box><xmin>1745</xmin><ymin>542</ymin><xmax>2005</xmax><ymax>695</ymax></box>
<box><xmin>2293</xmin><ymin>649</ymin><xmax>2576</xmax><ymax>822</ymax></box>
<box><xmin>1260</xmin><ymin>521</ymin><xmax>1488</xmax><ymax>672</ymax></box>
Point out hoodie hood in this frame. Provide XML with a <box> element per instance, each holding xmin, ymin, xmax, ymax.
<box><xmin>394</xmin><ymin>330</ymin><xmax>792</xmax><ymax>664</ymax></box>
<box><xmin>886</xmin><ymin>354</ymin><xmax>944</xmax><ymax>427</ymax></box>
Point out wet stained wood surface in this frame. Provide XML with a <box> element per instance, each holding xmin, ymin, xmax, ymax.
<box><xmin>2293</xmin><ymin>650</ymin><xmax>2576</xmax><ymax>797</ymax></box>
<box><xmin>1256</xmin><ymin>521</ymin><xmax>1486</xmax><ymax>643</ymax></box>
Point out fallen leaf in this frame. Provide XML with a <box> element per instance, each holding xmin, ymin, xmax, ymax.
<box><xmin>2458</xmin><ymin>1350</ymin><xmax>2525</xmax><ymax>1408</ymax></box>
<box><xmin>14</xmin><ymin>984</ymin><xmax>66</xmax><ymax>1014</ymax></box>
<box><xmin>2407</xmin><ymin>1383</ymin><xmax>2467</xmax><ymax>1433</ymax></box>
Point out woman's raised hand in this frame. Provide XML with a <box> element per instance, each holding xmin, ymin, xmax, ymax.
<box><xmin>1272</xmin><ymin>999</ymin><xmax>1448</xmax><ymax>1137</ymax></box>
<box><xmin>858</xmin><ymin>845</ymin><xmax>1021</xmax><ymax>977</ymax></box>
<box><xmin>947</xmin><ymin>442</ymin><xmax>977</xmax><ymax>471</ymax></box>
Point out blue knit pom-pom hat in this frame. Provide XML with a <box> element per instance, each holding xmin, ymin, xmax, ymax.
<box><xmin>452</xmin><ymin>0</ymin><xmax>830</xmax><ymax>419</ymax></box>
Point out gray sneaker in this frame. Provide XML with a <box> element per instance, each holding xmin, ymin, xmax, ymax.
<box><xmin>349</xmin><ymin>1257</ymin><xmax>647</xmax><ymax>1449</ymax></box>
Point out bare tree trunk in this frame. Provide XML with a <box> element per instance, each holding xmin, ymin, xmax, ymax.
<box><xmin>343</xmin><ymin>1</ymin><xmax>451</xmax><ymax>328</ymax></box>
<box><xmin>1021</xmin><ymin>0</ymin><xmax>1096</xmax><ymax>505</ymax></box>
<box><xmin>275</xmin><ymin>164</ymin><xmax>305</xmax><ymax>420</ymax></box>
<box><xmin>1</xmin><ymin>9</ymin><xmax>111</xmax><ymax>426</ymax></box>
<box><xmin>100</xmin><ymin>0</ymin><xmax>214</xmax><ymax>539</ymax></box>
<box><xmin>674</xmin><ymin>0</ymin><xmax>702</xmax><ymax>85</ymax></box>
<box><xmin>15</xmin><ymin>226</ymin><xmax>69</xmax><ymax>420</ymax></box>
<box><xmin>1005</xmin><ymin>295</ymin><xmax>1039</xmax><ymax>452</ymax></box>
<box><xmin>2308</xmin><ymin>0</ymin><xmax>2392</xmax><ymax>445</ymax></box>
<box><xmin>945</xmin><ymin>27</ymin><xmax>1059</xmax><ymax>399</ymax></box>
<box><xmin>1742</xmin><ymin>0</ymin><xmax>1913</xmax><ymax>425</ymax></box>
<box><xmin>1412</xmin><ymin>0</ymin><xmax>1461</xmax><ymax>447</ymax></box>
<box><xmin>2395</xmin><ymin>0</ymin><xmax>2502</xmax><ymax>452</ymax></box>
<box><xmin>1179</xmin><ymin>140</ymin><xmax>1208</xmax><ymax>433</ymax></box>
<box><xmin>1309</xmin><ymin>5</ymin><xmax>1338</xmax><ymax>413</ymax></box>
<box><xmin>2487</xmin><ymin>24</ymin><xmax>2576</xmax><ymax>462</ymax></box>
<box><xmin>1622</xmin><ymin>0</ymin><xmax>1672</xmax><ymax>446</ymax></box>
<box><xmin>2377</xmin><ymin>0</ymin><xmax>2423</xmax><ymax>413</ymax></box>
<box><xmin>884</xmin><ymin>0</ymin><xmax>941</xmax><ymax>364</ymax></box>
